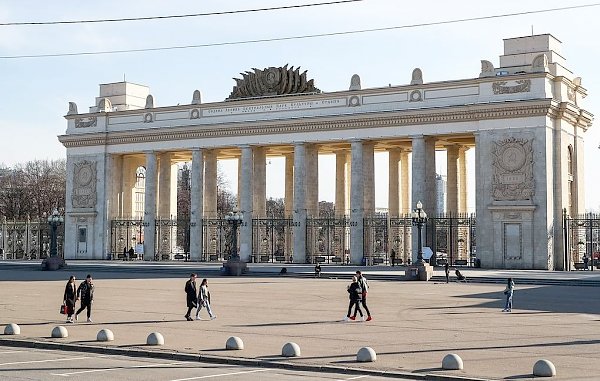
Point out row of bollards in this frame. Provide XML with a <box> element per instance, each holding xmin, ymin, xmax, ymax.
<box><xmin>3</xmin><ymin>323</ymin><xmax>557</xmax><ymax>377</ymax></box>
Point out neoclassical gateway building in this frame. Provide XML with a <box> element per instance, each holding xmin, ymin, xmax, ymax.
<box><xmin>60</xmin><ymin>34</ymin><xmax>592</xmax><ymax>270</ymax></box>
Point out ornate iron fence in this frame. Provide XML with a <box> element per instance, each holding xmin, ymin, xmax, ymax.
<box><xmin>306</xmin><ymin>216</ymin><xmax>350</xmax><ymax>264</ymax></box>
<box><xmin>252</xmin><ymin>218</ymin><xmax>294</xmax><ymax>263</ymax></box>
<box><xmin>564</xmin><ymin>212</ymin><xmax>600</xmax><ymax>271</ymax></box>
<box><xmin>202</xmin><ymin>218</ymin><xmax>230</xmax><ymax>262</ymax></box>
<box><xmin>0</xmin><ymin>218</ymin><xmax>63</xmax><ymax>260</ymax></box>
<box><xmin>428</xmin><ymin>213</ymin><xmax>476</xmax><ymax>266</ymax></box>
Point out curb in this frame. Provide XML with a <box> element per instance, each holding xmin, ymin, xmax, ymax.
<box><xmin>0</xmin><ymin>337</ymin><xmax>487</xmax><ymax>381</ymax></box>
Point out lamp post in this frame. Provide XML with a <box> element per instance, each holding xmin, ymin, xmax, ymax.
<box><xmin>42</xmin><ymin>209</ymin><xmax>65</xmax><ymax>271</ymax></box>
<box><xmin>47</xmin><ymin>209</ymin><xmax>64</xmax><ymax>258</ymax></box>
<box><xmin>411</xmin><ymin>201</ymin><xmax>428</xmax><ymax>264</ymax></box>
<box><xmin>224</xmin><ymin>211</ymin><xmax>243</xmax><ymax>260</ymax></box>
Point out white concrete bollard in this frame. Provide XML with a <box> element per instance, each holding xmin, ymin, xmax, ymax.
<box><xmin>533</xmin><ymin>359</ymin><xmax>556</xmax><ymax>377</ymax></box>
<box><xmin>226</xmin><ymin>336</ymin><xmax>244</xmax><ymax>350</ymax></box>
<box><xmin>4</xmin><ymin>324</ymin><xmax>20</xmax><ymax>335</ymax></box>
<box><xmin>356</xmin><ymin>347</ymin><xmax>376</xmax><ymax>362</ymax></box>
<box><xmin>51</xmin><ymin>326</ymin><xmax>68</xmax><ymax>338</ymax></box>
<box><xmin>281</xmin><ymin>342</ymin><xmax>301</xmax><ymax>357</ymax></box>
<box><xmin>146</xmin><ymin>332</ymin><xmax>164</xmax><ymax>346</ymax></box>
<box><xmin>442</xmin><ymin>353</ymin><xmax>464</xmax><ymax>370</ymax></box>
<box><xmin>97</xmin><ymin>329</ymin><xmax>114</xmax><ymax>342</ymax></box>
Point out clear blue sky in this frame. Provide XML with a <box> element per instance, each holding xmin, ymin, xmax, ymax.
<box><xmin>1</xmin><ymin>0</ymin><xmax>598</xmax><ymax>210</ymax></box>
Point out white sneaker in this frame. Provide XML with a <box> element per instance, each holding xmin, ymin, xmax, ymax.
<box><xmin>210</xmin><ymin>316</ymin><xmax>217</xmax><ymax>320</ymax></box>
<box><xmin>361</xmin><ymin>316</ymin><xmax>366</xmax><ymax>321</ymax></box>
<box><xmin>87</xmin><ymin>318</ymin><xmax>93</xmax><ymax>323</ymax></box>
<box><xmin>195</xmin><ymin>316</ymin><xmax>203</xmax><ymax>320</ymax></box>
<box><xmin>343</xmin><ymin>317</ymin><xmax>350</xmax><ymax>322</ymax></box>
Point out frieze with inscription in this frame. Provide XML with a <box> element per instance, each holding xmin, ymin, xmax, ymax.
<box><xmin>205</xmin><ymin>99</ymin><xmax>345</xmax><ymax>117</ymax></box>
<box><xmin>72</xmin><ymin>160</ymin><xmax>97</xmax><ymax>209</ymax></box>
<box><xmin>492</xmin><ymin>137</ymin><xmax>534</xmax><ymax>201</ymax></box>
<box><xmin>492</xmin><ymin>79</ymin><xmax>531</xmax><ymax>95</ymax></box>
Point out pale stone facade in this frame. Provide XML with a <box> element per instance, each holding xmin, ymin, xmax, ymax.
<box><xmin>59</xmin><ymin>34</ymin><xmax>592</xmax><ymax>270</ymax></box>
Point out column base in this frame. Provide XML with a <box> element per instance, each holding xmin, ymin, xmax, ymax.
<box><xmin>222</xmin><ymin>258</ymin><xmax>248</xmax><ymax>276</ymax></box>
<box><xmin>41</xmin><ymin>256</ymin><xmax>66</xmax><ymax>271</ymax></box>
<box><xmin>404</xmin><ymin>263</ymin><xmax>433</xmax><ymax>281</ymax></box>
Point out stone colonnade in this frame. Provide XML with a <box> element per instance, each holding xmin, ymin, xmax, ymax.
<box><xmin>111</xmin><ymin>138</ymin><xmax>470</xmax><ymax>264</ymax></box>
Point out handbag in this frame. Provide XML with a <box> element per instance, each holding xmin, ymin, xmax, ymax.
<box><xmin>60</xmin><ymin>304</ymin><xmax>66</xmax><ymax>315</ymax></box>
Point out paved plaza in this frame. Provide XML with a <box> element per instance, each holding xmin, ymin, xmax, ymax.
<box><xmin>0</xmin><ymin>262</ymin><xmax>599</xmax><ymax>380</ymax></box>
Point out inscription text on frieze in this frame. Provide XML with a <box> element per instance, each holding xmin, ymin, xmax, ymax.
<box><xmin>205</xmin><ymin>99</ymin><xmax>346</xmax><ymax>117</ymax></box>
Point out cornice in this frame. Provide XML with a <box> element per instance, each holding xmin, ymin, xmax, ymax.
<box><xmin>58</xmin><ymin>99</ymin><xmax>555</xmax><ymax>148</ymax></box>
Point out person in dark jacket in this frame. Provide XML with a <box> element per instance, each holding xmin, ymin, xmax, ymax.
<box><xmin>63</xmin><ymin>275</ymin><xmax>77</xmax><ymax>323</ymax></box>
<box><xmin>184</xmin><ymin>273</ymin><xmax>197</xmax><ymax>321</ymax></box>
<box><xmin>75</xmin><ymin>274</ymin><xmax>94</xmax><ymax>322</ymax></box>
<box><xmin>343</xmin><ymin>276</ymin><xmax>363</xmax><ymax>321</ymax></box>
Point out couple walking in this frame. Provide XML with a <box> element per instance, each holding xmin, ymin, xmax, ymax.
<box><xmin>343</xmin><ymin>270</ymin><xmax>372</xmax><ymax>322</ymax></box>
<box><xmin>184</xmin><ymin>273</ymin><xmax>216</xmax><ymax>321</ymax></box>
<box><xmin>62</xmin><ymin>274</ymin><xmax>94</xmax><ymax>323</ymax></box>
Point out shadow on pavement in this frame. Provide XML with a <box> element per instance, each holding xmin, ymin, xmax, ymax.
<box><xmin>229</xmin><ymin>320</ymin><xmax>339</xmax><ymax>328</ymax></box>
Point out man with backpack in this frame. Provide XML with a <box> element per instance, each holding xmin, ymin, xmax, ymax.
<box><xmin>355</xmin><ymin>270</ymin><xmax>372</xmax><ymax>321</ymax></box>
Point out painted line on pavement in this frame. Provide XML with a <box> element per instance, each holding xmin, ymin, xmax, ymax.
<box><xmin>0</xmin><ymin>356</ymin><xmax>92</xmax><ymax>366</ymax></box>
<box><xmin>170</xmin><ymin>369</ymin><xmax>270</xmax><ymax>381</ymax></box>
<box><xmin>51</xmin><ymin>361</ymin><xmax>183</xmax><ymax>377</ymax></box>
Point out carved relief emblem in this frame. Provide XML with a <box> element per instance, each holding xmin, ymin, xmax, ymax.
<box><xmin>492</xmin><ymin>137</ymin><xmax>534</xmax><ymax>201</ymax></box>
<box><xmin>492</xmin><ymin>79</ymin><xmax>531</xmax><ymax>94</ymax></box>
<box><xmin>75</xmin><ymin>117</ymin><xmax>97</xmax><ymax>128</ymax></box>
<box><xmin>72</xmin><ymin>160</ymin><xmax>97</xmax><ymax>208</ymax></box>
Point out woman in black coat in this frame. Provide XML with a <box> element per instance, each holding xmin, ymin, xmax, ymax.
<box><xmin>63</xmin><ymin>275</ymin><xmax>77</xmax><ymax>323</ymax></box>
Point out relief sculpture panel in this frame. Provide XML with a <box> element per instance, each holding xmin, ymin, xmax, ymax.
<box><xmin>72</xmin><ymin>160</ymin><xmax>97</xmax><ymax>208</ymax></box>
<box><xmin>492</xmin><ymin>137</ymin><xmax>534</xmax><ymax>201</ymax></box>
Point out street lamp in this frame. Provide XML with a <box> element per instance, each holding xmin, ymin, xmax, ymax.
<box><xmin>411</xmin><ymin>201</ymin><xmax>428</xmax><ymax>264</ymax></box>
<box><xmin>224</xmin><ymin>211</ymin><xmax>243</xmax><ymax>260</ymax></box>
<box><xmin>47</xmin><ymin>209</ymin><xmax>64</xmax><ymax>258</ymax></box>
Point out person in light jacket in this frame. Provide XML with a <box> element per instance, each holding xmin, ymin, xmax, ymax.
<box><xmin>195</xmin><ymin>278</ymin><xmax>216</xmax><ymax>320</ymax></box>
<box><xmin>502</xmin><ymin>277</ymin><xmax>515</xmax><ymax>312</ymax></box>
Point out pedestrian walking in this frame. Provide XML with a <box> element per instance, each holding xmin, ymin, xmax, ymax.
<box><xmin>75</xmin><ymin>274</ymin><xmax>94</xmax><ymax>322</ymax></box>
<box><xmin>184</xmin><ymin>273</ymin><xmax>197</xmax><ymax>321</ymax></box>
<box><xmin>63</xmin><ymin>275</ymin><xmax>77</xmax><ymax>323</ymax></box>
<box><xmin>355</xmin><ymin>270</ymin><xmax>372</xmax><ymax>321</ymax></box>
<box><xmin>314</xmin><ymin>263</ymin><xmax>322</xmax><ymax>278</ymax></box>
<box><xmin>444</xmin><ymin>262</ymin><xmax>450</xmax><ymax>283</ymax></box>
<box><xmin>195</xmin><ymin>278</ymin><xmax>216</xmax><ymax>320</ymax></box>
<box><xmin>343</xmin><ymin>275</ymin><xmax>363</xmax><ymax>321</ymax></box>
<box><xmin>502</xmin><ymin>277</ymin><xmax>515</xmax><ymax>312</ymax></box>
<box><xmin>390</xmin><ymin>249</ymin><xmax>396</xmax><ymax>267</ymax></box>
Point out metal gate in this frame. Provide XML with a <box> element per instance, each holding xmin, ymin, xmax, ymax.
<box><xmin>428</xmin><ymin>214</ymin><xmax>476</xmax><ymax>266</ymax></box>
<box><xmin>388</xmin><ymin>215</ymin><xmax>412</xmax><ymax>265</ymax></box>
<box><xmin>0</xmin><ymin>218</ymin><xmax>62</xmax><ymax>260</ymax></box>
<box><xmin>306</xmin><ymin>216</ymin><xmax>350</xmax><ymax>264</ymax></box>
<box><xmin>564</xmin><ymin>212</ymin><xmax>600</xmax><ymax>271</ymax></box>
<box><xmin>364</xmin><ymin>216</ymin><xmax>389</xmax><ymax>265</ymax></box>
<box><xmin>252</xmin><ymin>218</ymin><xmax>294</xmax><ymax>263</ymax></box>
<box><xmin>202</xmin><ymin>218</ymin><xmax>229</xmax><ymax>262</ymax></box>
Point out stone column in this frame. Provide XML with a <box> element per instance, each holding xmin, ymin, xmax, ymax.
<box><xmin>306</xmin><ymin>144</ymin><xmax>319</xmax><ymax>218</ymax></box>
<box><xmin>204</xmin><ymin>150</ymin><xmax>218</xmax><ymax>218</ymax></box>
<box><xmin>121</xmin><ymin>157</ymin><xmax>136</xmax><ymax>218</ymax></box>
<box><xmin>284</xmin><ymin>153</ymin><xmax>294</xmax><ymax>218</ymax></box>
<box><xmin>108</xmin><ymin>154</ymin><xmax>123</xmax><ymax>220</ymax></box>
<box><xmin>189</xmin><ymin>149</ymin><xmax>204</xmax><ymax>261</ymax></box>
<box><xmin>284</xmin><ymin>152</ymin><xmax>294</xmax><ymax>259</ymax></box>
<box><xmin>446</xmin><ymin>145</ymin><xmax>459</xmax><ymax>216</ymax></box>
<box><xmin>388</xmin><ymin>149</ymin><xmax>400</xmax><ymax>218</ymax></box>
<box><xmin>158</xmin><ymin>152</ymin><xmax>172</xmax><ymax>218</ymax></box>
<box><xmin>346</xmin><ymin>152</ymin><xmax>352</xmax><ymax>216</ymax></box>
<box><xmin>363</xmin><ymin>142</ymin><xmax>375</xmax><ymax>217</ymax></box>
<box><xmin>143</xmin><ymin>151</ymin><xmax>157</xmax><ymax>261</ymax></box>
<box><xmin>239</xmin><ymin>146</ymin><xmax>253</xmax><ymax>262</ymax></box>
<box><xmin>350</xmin><ymin>140</ymin><xmax>364</xmax><ymax>265</ymax></box>
<box><xmin>411</xmin><ymin>135</ymin><xmax>436</xmax><ymax>263</ymax></box>
<box><xmin>458</xmin><ymin>147</ymin><xmax>468</xmax><ymax>213</ymax></box>
<box><xmin>253</xmin><ymin>147</ymin><xmax>266</xmax><ymax>218</ymax></box>
<box><xmin>400</xmin><ymin>150</ymin><xmax>410</xmax><ymax>214</ymax></box>
<box><xmin>335</xmin><ymin>151</ymin><xmax>346</xmax><ymax>217</ymax></box>
<box><xmin>293</xmin><ymin>143</ymin><xmax>307</xmax><ymax>263</ymax></box>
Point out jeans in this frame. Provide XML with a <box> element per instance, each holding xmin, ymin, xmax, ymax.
<box><xmin>196</xmin><ymin>299</ymin><xmax>214</xmax><ymax>318</ymax></box>
<box><xmin>347</xmin><ymin>300</ymin><xmax>363</xmax><ymax>317</ymax></box>
<box><xmin>504</xmin><ymin>293</ymin><xmax>513</xmax><ymax>311</ymax></box>
<box><xmin>76</xmin><ymin>301</ymin><xmax>92</xmax><ymax>318</ymax></box>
